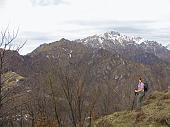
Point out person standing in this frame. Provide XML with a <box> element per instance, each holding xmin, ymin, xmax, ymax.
<box><xmin>135</xmin><ymin>78</ymin><xmax>145</xmax><ymax>110</ymax></box>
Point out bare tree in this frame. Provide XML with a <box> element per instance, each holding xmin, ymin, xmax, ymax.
<box><xmin>54</xmin><ymin>58</ymin><xmax>100</xmax><ymax>127</ymax></box>
<box><xmin>47</xmin><ymin>73</ymin><xmax>62</xmax><ymax>127</ymax></box>
<box><xmin>0</xmin><ymin>27</ymin><xmax>26</xmax><ymax>127</ymax></box>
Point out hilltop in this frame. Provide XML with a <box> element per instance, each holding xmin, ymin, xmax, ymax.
<box><xmin>95</xmin><ymin>91</ymin><xmax>170</xmax><ymax>127</ymax></box>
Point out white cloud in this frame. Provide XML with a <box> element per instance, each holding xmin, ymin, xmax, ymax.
<box><xmin>0</xmin><ymin>0</ymin><xmax>6</xmax><ymax>7</ymax></box>
<box><xmin>30</xmin><ymin>0</ymin><xmax>65</xmax><ymax>6</ymax></box>
<box><xmin>0</xmin><ymin>0</ymin><xmax>170</xmax><ymax>54</ymax></box>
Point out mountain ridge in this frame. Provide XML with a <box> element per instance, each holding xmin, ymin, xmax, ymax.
<box><xmin>75</xmin><ymin>31</ymin><xmax>170</xmax><ymax>64</ymax></box>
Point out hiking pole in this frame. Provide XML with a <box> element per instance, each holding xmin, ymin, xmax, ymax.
<box><xmin>131</xmin><ymin>91</ymin><xmax>137</xmax><ymax>111</ymax></box>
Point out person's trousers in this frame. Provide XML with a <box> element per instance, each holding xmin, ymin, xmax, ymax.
<box><xmin>136</xmin><ymin>92</ymin><xmax>145</xmax><ymax>109</ymax></box>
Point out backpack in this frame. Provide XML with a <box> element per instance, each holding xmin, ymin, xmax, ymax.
<box><xmin>144</xmin><ymin>82</ymin><xmax>149</xmax><ymax>92</ymax></box>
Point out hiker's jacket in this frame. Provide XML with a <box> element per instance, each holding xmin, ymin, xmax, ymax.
<box><xmin>137</xmin><ymin>82</ymin><xmax>144</xmax><ymax>92</ymax></box>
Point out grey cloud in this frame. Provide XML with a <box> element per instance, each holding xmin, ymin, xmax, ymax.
<box><xmin>30</xmin><ymin>0</ymin><xmax>68</xmax><ymax>6</ymax></box>
<box><xmin>64</xmin><ymin>20</ymin><xmax>154</xmax><ymax>35</ymax></box>
<box><xmin>113</xmin><ymin>26</ymin><xmax>170</xmax><ymax>45</ymax></box>
<box><xmin>108</xmin><ymin>26</ymin><xmax>150</xmax><ymax>33</ymax></box>
<box><xmin>0</xmin><ymin>0</ymin><xmax>6</xmax><ymax>7</ymax></box>
<box><xmin>64</xmin><ymin>20</ymin><xmax>170</xmax><ymax>45</ymax></box>
<box><xmin>64</xmin><ymin>20</ymin><xmax>156</xmax><ymax>35</ymax></box>
<box><xmin>66</xmin><ymin>20</ymin><xmax>155</xmax><ymax>27</ymax></box>
<box><xmin>19</xmin><ymin>31</ymin><xmax>58</xmax><ymax>55</ymax></box>
<box><xmin>20</xmin><ymin>20</ymin><xmax>170</xmax><ymax>55</ymax></box>
<box><xmin>22</xmin><ymin>31</ymin><xmax>57</xmax><ymax>43</ymax></box>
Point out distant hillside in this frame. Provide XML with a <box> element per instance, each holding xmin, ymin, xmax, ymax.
<box><xmin>95</xmin><ymin>91</ymin><xmax>170</xmax><ymax>127</ymax></box>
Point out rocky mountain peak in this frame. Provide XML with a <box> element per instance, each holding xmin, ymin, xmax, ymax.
<box><xmin>74</xmin><ymin>31</ymin><xmax>170</xmax><ymax>63</ymax></box>
<box><xmin>59</xmin><ymin>38</ymin><xmax>70</xmax><ymax>42</ymax></box>
<box><xmin>166</xmin><ymin>44</ymin><xmax>170</xmax><ymax>50</ymax></box>
<box><xmin>76</xmin><ymin>31</ymin><xmax>144</xmax><ymax>48</ymax></box>
<box><xmin>99</xmin><ymin>31</ymin><xmax>121</xmax><ymax>39</ymax></box>
<box><xmin>140</xmin><ymin>41</ymin><xmax>162</xmax><ymax>47</ymax></box>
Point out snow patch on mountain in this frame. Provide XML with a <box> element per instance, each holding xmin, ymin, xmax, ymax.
<box><xmin>166</xmin><ymin>44</ymin><xmax>170</xmax><ymax>50</ymax></box>
<box><xmin>76</xmin><ymin>31</ymin><xmax>145</xmax><ymax>48</ymax></box>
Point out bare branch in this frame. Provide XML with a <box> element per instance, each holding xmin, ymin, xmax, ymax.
<box><xmin>0</xmin><ymin>26</ymin><xmax>9</xmax><ymax>47</ymax></box>
<box><xmin>16</xmin><ymin>40</ymin><xmax>27</xmax><ymax>52</ymax></box>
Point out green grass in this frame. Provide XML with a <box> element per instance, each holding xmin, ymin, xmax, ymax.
<box><xmin>95</xmin><ymin>91</ymin><xmax>170</xmax><ymax>127</ymax></box>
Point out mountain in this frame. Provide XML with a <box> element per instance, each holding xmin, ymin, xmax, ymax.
<box><xmin>166</xmin><ymin>44</ymin><xmax>170</xmax><ymax>50</ymax></box>
<box><xmin>95</xmin><ymin>91</ymin><xmax>170</xmax><ymax>127</ymax></box>
<box><xmin>76</xmin><ymin>31</ymin><xmax>144</xmax><ymax>48</ymax></box>
<box><xmin>21</xmin><ymin>39</ymin><xmax>168</xmax><ymax>116</ymax></box>
<box><xmin>3</xmin><ymin>32</ymin><xmax>170</xmax><ymax>105</ymax></box>
<box><xmin>76</xmin><ymin>31</ymin><xmax>170</xmax><ymax>64</ymax></box>
<box><xmin>3</xmin><ymin>32</ymin><xmax>170</xmax><ymax>127</ymax></box>
<box><xmin>2</xmin><ymin>31</ymin><xmax>170</xmax><ymax>126</ymax></box>
<box><xmin>6</xmin><ymin>33</ymin><xmax>170</xmax><ymax>105</ymax></box>
<box><xmin>2</xmin><ymin>50</ymin><xmax>33</xmax><ymax>76</ymax></box>
<box><xmin>27</xmin><ymin>38</ymin><xmax>170</xmax><ymax>93</ymax></box>
<box><xmin>140</xmin><ymin>41</ymin><xmax>170</xmax><ymax>63</ymax></box>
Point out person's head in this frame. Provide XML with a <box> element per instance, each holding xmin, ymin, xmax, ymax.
<box><xmin>139</xmin><ymin>78</ymin><xmax>142</xmax><ymax>83</ymax></box>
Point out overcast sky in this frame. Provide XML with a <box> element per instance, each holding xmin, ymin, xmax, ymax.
<box><xmin>0</xmin><ymin>0</ymin><xmax>170</xmax><ymax>54</ymax></box>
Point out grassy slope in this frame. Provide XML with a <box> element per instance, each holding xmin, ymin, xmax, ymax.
<box><xmin>3</xmin><ymin>71</ymin><xmax>24</xmax><ymax>88</ymax></box>
<box><xmin>95</xmin><ymin>91</ymin><xmax>170</xmax><ymax>127</ymax></box>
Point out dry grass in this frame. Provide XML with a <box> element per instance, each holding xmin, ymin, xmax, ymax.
<box><xmin>95</xmin><ymin>91</ymin><xmax>170</xmax><ymax>127</ymax></box>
